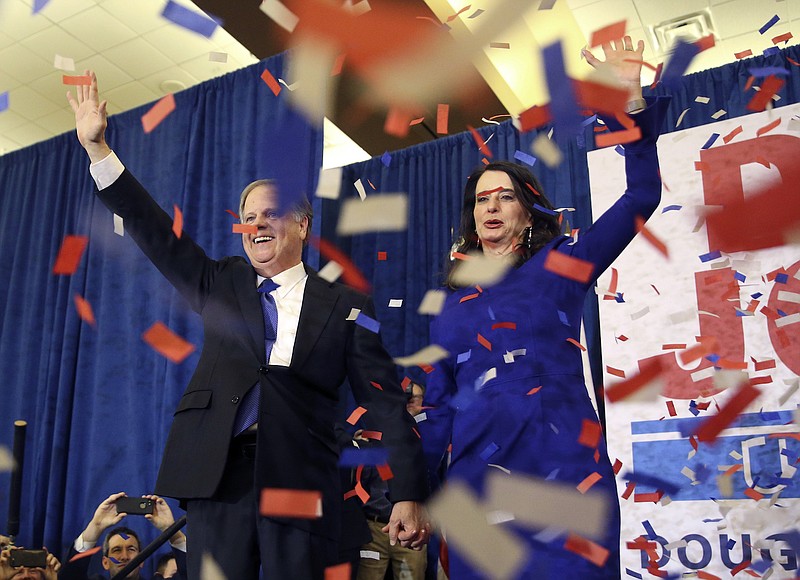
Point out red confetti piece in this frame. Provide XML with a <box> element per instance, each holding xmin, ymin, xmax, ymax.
<box><xmin>722</xmin><ymin>125</ymin><xmax>743</xmax><ymax>144</ymax></box>
<box><xmin>412</xmin><ymin>427</ymin><xmax>421</xmax><ymax>439</ymax></box>
<box><xmin>577</xmin><ymin>472</ymin><xmax>602</xmax><ymax>494</ymax></box>
<box><xmin>612</xmin><ymin>459</ymin><xmax>622</xmax><ymax>475</ymax></box>
<box><xmin>661</xmin><ymin>344</ymin><xmax>686</xmax><ymax>350</ymax></box>
<box><xmin>445</xmin><ymin>4</ymin><xmax>471</xmax><ymax>22</ymax></box>
<box><xmin>694</xmin><ymin>34</ymin><xmax>715</xmax><ymax>52</ymax></box>
<box><xmin>377</xmin><ymin>463</ymin><xmax>394</xmax><ymax>481</ymax></box>
<box><xmin>617</xmin><ymin>335</ymin><xmax>628</xmax><ymax>342</ymax></box>
<box><xmin>527</xmin><ymin>386</ymin><xmax>542</xmax><ymax>395</ymax></box>
<box><xmin>621</xmin><ymin>481</ymin><xmax>635</xmax><ymax>499</ymax></box>
<box><xmin>384</xmin><ymin>107</ymin><xmax>413</xmax><ymax>138</ymax></box>
<box><xmin>635</xmin><ymin>216</ymin><xmax>668</xmax><ymax>257</ymax></box>
<box><xmin>753</xmin><ymin>358</ymin><xmax>776</xmax><ymax>371</ymax></box>
<box><xmin>679</xmin><ymin>337</ymin><xmax>719</xmax><ymax>365</ymax></box>
<box><xmin>331</xmin><ymin>53</ymin><xmax>346</xmax><ymax>76</ymax></box>
<box><xmin>232</xmin><ymin>223</ymin><xmax>258</xmax><ymax>235</ymax></box>
<box><xmin>260</xmin><ymin>68</ymin><xmax>281</xmax><ymax>96</ymax></box>
<box><xmin>623</xmin><ymin>58</ymin><xmax>658</xmax><ymax>72</ymax></box>
<box><xmin>401</xmin><ymin>376</ymin><xmax>412</xmax><ymax>390</ymax></box>
<box><xmin>595</xmin><ymin>127</ymin><xmax>642</xmax><ymax>148</ymax></box>
<box><xmin>694</xmin><ymin>383</ymin><xmax>761</xmax><ymax>443</ymax></box>
<box><xmin>543</xmin><ymin>250</ymin><xmax>594</xmax><ymax>283</ymax></box>
<box><xmin>346</xmin><ymin>406</ymin><xmax>367</xmax><ymax>425</ymax></box>
<box><xmin>377</xmin><ymin>251</ymin><xmax>387</xmax><ymax>261</ymax></box>
<box><xmin>74</xmin><ymin>294</ymin><xmax>96</xmax><ymax>327</ymax></box>
<box><xmin>477</xmin><ymin>333</ymin><xmax>492</xmax><ymax>351</ymax></box>
<box><xmin>367</xmin><ymin>179</ymin><xmax>376</xmax><ymax>190</ymax></box>
<box><xmin>747</xmin><ymin>75</ymin><xmax>785</xmax><ymax>112</ymax></box>
<box><xmin>716</xmin><ymin>358</ymin><xmax>747</xmax><ymax>370</ymax></box>
<box><xmin>578</xmin><ymin>419</ymin><xmax>602</xmax><ymax>448</ymax></box>
<box><xmin>360</xmin><ymin>430</ymin><xmax>382</xmax><ymax>441</ymax></box>
<box><xmin>589</xmin><ymin>19</ymin><xmax>626</xmax><ymax>47</ymax></box>
<box><xmin>460</xmin><ymin>292</ymin><xmax>480</xmax><ymax>303</ymax></box>
<box><xmin>69</xmin><ymin>546</ymin><xmax>102</xmax><ymax>562</ymax></box>
<box><xmin>309</xmin><ymin>236</ymin><xmax>370</xmax><ymax>294</ymax></box>
<box><xmin>756</xmin><ymin>117</ymin><xmax>781</xmax><ymax>137</ymax></box>
<box><xmin>491</xmin><ymin>322</ymin><xmax>516</xmax><ymax>330</ymax></box>
<box><xmin>603</xmin><ymin>267</ymin><xmax>618</xmax><ymax>301</ymax></box>
<box><xmin>260</xmin><ymin>488</ymin><xmax>322</xmax><ymax>519</ymax></box>
<box><xmin>694</xmin><ymin>161</ymin><xmax>709</xmax><ymax>172</ymax></box>
<box><xmin>772</xmin><ymin>32</ymin><xmax>793</xmax><ymax>44</ymax></box>
<box><xmin>606</xmin><ymin>366</ymin><xmax>625</xmax><ymax>378</ymax></box>
<box><xmin>605</xmin><ymin>358</ymin><xmax>664</xmax><ymax>403</ymax></box>
<box><xmin>467</xmin><ymin>125</ymin><xmax>492</xmax><ymax>158</ymax></box>
<box><xmin>142</xmin><ymin>322</ymin><xmax>195</xmax><ymax>363</ymax></box>
<box><xmin>409</xmin><ymin>117</ymin><xmax>425</xmax><ymax>126</ymax></box>
<box><xmin>574</xmin><ymin>79</ymin><xmax>629</xmax><ymax>115</ymax></box>
<box><xmin>566</xmin><ymin>337</ymin><xmax>586</xmax><ymax>351</ymax></box>
<box><xmin>141</xmin><ymin>94</ymin><xmax>176</xmax><ymax>134</ymax></box>
<box><xmin>564</xmin><ymin>534</ymin><xmax>609</xmax><ymax>567</ymax></box>
<box><xmin>53</xmin><ymin>235</ymin><xmax>88</xmax><ymax>275</ymax></box>
<box><xmin>370</xmin><ymin>381</ymin><xmax>383</xmax><ymax>390</ymax></box>
<box><xmin>744</xmin><ymin>75</ymin><xmax>756</xmax><ymax>92</ymax></box>
<box><xmin>225</xmin><ymin>209</ymin><xmax>239</xmax><ymax>218</ymax></box>
<box><xmin>724</xmin><ymin>464</ymin><xmax>744</xmax><ymax>477</ymax></box>
<box><xmin>343</xmin><ymin>488</ymin><xmax>357</xmax><ymax>500</ymax></box>
<box><xmin>518</xmin><ymin>104</ymin><xmax>551</xmax><ymax>132</ymax></box>
<box><xmin>325</xmin><ymin>562</ymin><xmax>351</xmax><ymax>580</ymax></box>
<box><xmin>172</xmin><ymin>204</ymin><xmax>183</xmax><ymax>239</ymax></box>
<box><xmin>634</xmin><ymin>491</ymin><xmax>664</xmax><ymax>503</ymax></box>
<box><xmin>666</xmin><ymin>401</ymin><xmax>676</xmax><ymax>417</ymax></box>
<box><xmin>436</xmin><ymin>103</ymin><xmax>449</xmax><ymax>134</ymax></box>
<box><xmin>62</xmin><ymin>75</ymin><xmax>91</xmax><ymax>85</ymax></box>
<box><xmin>734</xmin><ymin>49</ymin><xmax>753</xmax><ymax>59</ymax></box>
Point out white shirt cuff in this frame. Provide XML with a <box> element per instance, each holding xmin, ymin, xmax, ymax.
<box><xmin>89</xmin><ymin>151</ymin><xmax>125</xmax><ymax>190</ymax></box>
<box><xmin>170</xmin><ymin>537</ymin><xmax>187</xmax><ymax>552</ymax></box>
<box><xmin>74</xmin><ymin>533</ymin><xmax>97</xmax><ymax>553</ymax></box>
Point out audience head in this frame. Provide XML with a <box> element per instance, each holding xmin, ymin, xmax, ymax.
<box><xmin>406</xmin><ymin>381</ymin><xmax>425</xmax><ymax>416</ymax></box>
<box><xmin>101</xmin><ymin>527</ymin><xmax>142</xmax><ymax>578</ymax></box>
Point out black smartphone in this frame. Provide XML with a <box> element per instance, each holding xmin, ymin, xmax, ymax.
<box><xmin>115</xmin><ymin>496</ymin><xmax>155</xmax><ymax>515</ymax></box>
<box><xmin>9</xmin><ymin>549</ymin><xmax>47</xmax><ymax>568</ymax></box>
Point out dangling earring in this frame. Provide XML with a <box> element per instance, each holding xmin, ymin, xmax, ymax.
<box><xmin>522</xmin><ymin>226</ymin><xmax>533</xmax><ymax>250</ymax></box>
<box><xmin>475</xmin><ymin>231</ymin><xmax>481</xmax><ymax>247</ymax></box>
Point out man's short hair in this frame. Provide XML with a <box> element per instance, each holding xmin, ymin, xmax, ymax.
<box><xmin>102</xmin><ymin>526</ymin><xmax>140</xmax><ymax>557</ymax></box>
<box><xmin>155</xmin><ymin>552</ymin><xmax>176</xmax><ymax>574</ymax></box>
<box><xmin>238</xmin><ymin>179</ymin><xmax>314</xmax><ymax>232</ymax></box>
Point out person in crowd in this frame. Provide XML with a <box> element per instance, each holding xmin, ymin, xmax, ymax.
<box><xmin>68</xmin><ymin>71</ymin><xmax>429</xmax><ymax>580</ymax></box>
<box><xmin>0</xmin><ymin>546</ymin><xmax>60</xmax><ymax>580</ymax></box>
<box><xmin>419</xmin><ymin>37</ymin><xmax>670</xmax><ymax>579</ymax></box>
<box><xmin>152</xmin><ymin>553</ymin><xmax>177</xmax><ymax>579</ymax></box>
<box><xmin>59</xmin><ymin>493</ymin><xmax>186</xmax><ymax>580</ymax></box>
<box><xmin>357</xmin><ymin>381</ymin><xmax>428</xmax><ymax>580</ymax></box>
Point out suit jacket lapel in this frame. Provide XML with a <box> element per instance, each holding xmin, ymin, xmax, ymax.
<box><xmin>232</xmin><ymin>264</ymin><xmax>266</xmax><ymax>364</ymax></box>
<box><xmin>292</xmin><ymin>265</ymin><xmax>339</xmax><ymax>369</ymax></box>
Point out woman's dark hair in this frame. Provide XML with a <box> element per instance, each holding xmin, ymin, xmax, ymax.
<box><xmin>445</xmin><ymin>160</ymin><xmax>563</xmax><ymax>288</ymax></box>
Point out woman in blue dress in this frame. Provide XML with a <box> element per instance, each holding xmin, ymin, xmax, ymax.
<box><xmin>420</xmin><ymin>37</ymin><xmax>670</xmax><ymax>578</ymax></box>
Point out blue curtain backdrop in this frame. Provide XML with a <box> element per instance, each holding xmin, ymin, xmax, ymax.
<box><xmin>0</xmin><ymin>52</ymin><xmax>322</xmax><ymax>563</ymax></box>
<box><xmin>324</xmin><ymin>44</ymin><xmax>800</xmax><ymax>407</ymax></box>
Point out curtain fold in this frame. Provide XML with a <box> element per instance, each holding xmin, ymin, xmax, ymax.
<box><xmin>0</xmin><ymin>52</ymin><xmax>322</xmax><ymax>558</ymax></box>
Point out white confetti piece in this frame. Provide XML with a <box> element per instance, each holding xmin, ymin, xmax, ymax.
<box><xmin>54</xmin><ymin>54</ymin><xmax>75</xmax><ymax>71</ymax></box>
<box><xmin>711</xmin><ymin>109</ymin><xmax>727</xmax><ymax>119</ymax></box>
<box><xmin>354</xmin><ymin>178</ymin><xmax>366</xmax><ymax>201</ymax></box>
<box><xmin>315</xmin><ymin>167</ymin><xmax>343</xmax><ymax>200</ymax></box>
<box><xmin>393</xmin><ymin>344</ymin><xmax>449</xmax><ymax>367</ymax></box>
<box><xmin>113</xmin><ymin>213</ymin><xmax>124</xmax><ymax>236</ymax></box>
<box><xmin>336</xmin><ymin>194</ymin><xmax>407</xmax><ymax>235</ymax></box>
<box><xmin>208</xmin><ymin>51</ymin><xmax>228</xmax><ymax>63</ymax></box>
<box><xmin>777</xmin><ymin>291</ymin><xmax>800</xmax><ymax>304</ymax></box>
<box><xmin>259</xmin><ymin>0</ymin><xmax>299</xmax><ymax>32</ymax></box>
<box><xmin>417</xmin><ymin>289</ymin><xmax>446</xmax><ymax>315</ymax></box>
<box><xmin>346</xmin><ymin>308</ymin><xmax>361</xmax><ymax>321</ymax></box>
<box><xmin>450</xmin><ymin>253</ymin><xmax>513</xmax><ymax>288</ymax></box>
<box><xmin>676</xmin><ymin>108</ymin><xmax>690</xmax><ymax>127</ymax></box>
<box><xmin>359</xmin><ymin>550</ymin><xmax>380</xmax><ymax>560</ymax></box>
<box><xmin>531</xmin><ymin>133</ymin><xmax>562</xmax><ymax>167</ymax></box>
<box><xmin>776</xmin><ymin>313</ymin><xmax>800</xmax><ymax>327</ymax></box>
<box><xmin>0</xmin><ymin>446</ymin><xmax>12</xmax><ymax>472</ymax></box>
<box><xmin>200</xmin><ymin>553</ymin><xmax>227</xmax><ymax>580</ymax></box>
<box><xmin>388</xmin><ymin>299</ymin><xmax>403</xmax><ymax>308</ymax></box>
<box><xmin>503</xmin><ymin>348</ymin><xmax>526</xmax><ymax>363</ymax></box>
<box><xmin>318</xmin><ymin>260</ymin><xmax>343</xmax><ymax>283</ymax></box>
<box><xmin>695</xmin><ymin>96</ymin><xmax>710</xmax><ymax>104</ymax></box>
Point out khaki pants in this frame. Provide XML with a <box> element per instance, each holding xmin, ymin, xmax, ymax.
<box><xmin>357</xmin><ymin>520</ymin><xmax>427</xmax><ymax>580</ymax></box>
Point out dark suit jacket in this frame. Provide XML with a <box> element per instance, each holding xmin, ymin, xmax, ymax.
<box><xmin>96</xmin><ymin>170</ymin><xmax>428</xmax><ymax>539</ymax></box>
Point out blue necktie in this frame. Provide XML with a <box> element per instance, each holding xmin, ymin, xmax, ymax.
<box><xmin>233</xmin><ymin>278</ymin><xmax>279</xmax><ymax>436</ymax></box>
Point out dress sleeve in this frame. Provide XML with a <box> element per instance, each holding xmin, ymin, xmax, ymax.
<box><xmin>417</xmin><ymin>314</ymin><xmax>457</xmax><ymax>487</ymax></box>
<box><xmin>555</xmin><ymin>96</ymin><xmax>671</xmax><ymax>285</ymax></box>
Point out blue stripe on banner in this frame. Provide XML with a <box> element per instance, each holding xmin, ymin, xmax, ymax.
<box><xmin>631</xmin><ymin>410</ymin><xmax>795</xmax><ymax>435</ymax></box>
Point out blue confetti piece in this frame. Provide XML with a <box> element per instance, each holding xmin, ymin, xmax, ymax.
<box><xmin>641</xmin><ymin>519</ymin><xmax>658</xmax><ymax>540</ymax></box>
<box><xmin>545</xmin><ymin>468</ymin><xmax>560</xmax><ymax>480</ymax></box>
<box><xmin>763</xmin><ymin>46</ymin><xmax>780</xmax><ymax>57</ymax></box>
<box><xmin>623</xmin><ymin>470</ymin><xmax>680</xmax><ymax>495</ymax></box>
<box><xmin>457</xmin><ymin>350</ymin><xmax>471</xmax><ymax>364</ymax></box>
<box><xmin>109</xmin><ymin>557</ymin><xmax>121</xmax><ymax>564</ymax></box>
<box><xmin>32</xmin><ymin>0</ymin><xmax>49</xmax><ymax>13</ymax></box>
<box><xmin>662</xmin><ymin>40</ymin><xmax>700</xmax><ymax>90</ymax></box>
<box><xmin>513</xmin><ymin>150</ymin><xmax>537</xmax><ymax>166</ymax></box>
<box><xmin>661</xmin><ymin>205</ymin><xmax>682</xmax><ymax>213</ymax></box>
<box><xmin>735</xmin><ymin>309</ymin><xmax>747</xmax><ymax>317</ymax></box>
<box><xmin>734</xmin><ymin>271</ymin><xmax>746</xmax><ymax>282</ymax></box>
<box><xmin>614</xmin><ymin>292</ymin><xmax>625</xmax><ymax>303</ymax></box>
<box><xmin>625</xmin><ymin>569</ymin><xmax>643</xmax><ymax>579</ymax></box>
<box><xmin>751</xmin><ymin>292</ymin><xmax>763</xmax><ymax>299</ymax></box>
<box><xmin>543</xmin><ymin>40</ymin><xmax>582</xmax><ymax>136</ymax></box>
<box><xmin>581</xmin><ymin>114</ymin><xmax>597</xmax><ymax>127</ymax></box>
<box><xmin>751</xmin><ymin>559</ymin><xmax>772</xmax><ymax>573</ymax></box>
<box><xmin>557</xmin><ymin>310</ymin><xmax>570</xmax><ymax>326</ymax></box>
<box><xmin>759</xmin><ymin>14</ymin><xmax>780</xmax><ymax>34</ymax></box>
<box><xmin>726</xmin><ymin>538</ymin><xmax>736</xmax><ymax>550</ymax></box>
<box><xmin>479</xmin><ymin>442</ymin><xmax>500</xmax><ymax>461</ymax></box>
<box><xmin>119</xmin><ymin>532</ymin><xmax>129</xmax><ymax>540</ymax></box>
<box><xmin>339</xmin><ymin>447</ymin><xmax>388</xmax><ymax>466</ymax></box>
<box><xmin>161</xmin><ymin>0</ymin><xmax>220</xmax><ymax>38</ymax></box>
<box><xmin>0</xmin><ymin>92</ymin><xmax>8</xmax><ymax>113</ymax></box>
<box><xmin>749</xmin><ymin>66</ymin><xmax>790</xmax><ymax>77</ymax></box>
<box><xmin>701</xmin><ymin>133</ymin><xmax>720</xmax><ymax>150</ymax></box>
<box><xmin>699</xmin><ymin>250</ymin><xmax>722</xmax><ymax>262</ymax></box>
<box><xmin>778</xmin><ymin>309</ymin><xmax>788</xmax><ymax>317</ymax></box>
<box><xmin>614</xmin><ymin>144</ymin><xmax>625</xmax><ymax>156</ymax></box>
<box><xmin>355</xmin><ymin>312</ymin><xmax>380</xmax><ymax>334</ymax></box>
<box><xmin>703</xmin><ymin>518</ymin><xmax>723</xmax><ymax>523</ymax></box>
<box><xmin>706</xmin><ymin>353</ymin><xmax>720</xmax><ymax>363</ymax></box>
<box><xmin>381</xmin><ymin>151</ymin><xmax>392</xmax><ymax>167</ymax></box>
<box><xmin>533</xmin><ymin>203</ymin><xmax>557</xmax><ymax>216</ymax></box>
<box><xmin>776</xmin><ymin>273</ymin><xmax>789</xmax><ymax>283</ymax></box>
<box><xmin>487</xmin><ymin>306</ymin><xmax>496</xmax><ymax>320</ymax></box>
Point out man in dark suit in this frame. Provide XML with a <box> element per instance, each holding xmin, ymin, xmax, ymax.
<box><xmin>68</xmin><ymin>71</ymin><xmax>429</xmax><ymax>580</ymax></box>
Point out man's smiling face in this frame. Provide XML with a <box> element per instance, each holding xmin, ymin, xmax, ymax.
<box><xmin>240</xmin><ymin>184</ymin><xmax>308</xmax><ymax>278</ymax></box>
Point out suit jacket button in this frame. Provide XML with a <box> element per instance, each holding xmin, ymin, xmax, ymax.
<box><xmin>259</xmin><ymin>365</ymin><xmax>268</xmax><ymax>373</ymax></box>
<box><xmin>231</xmin><ymin>396</ymin><xmax>240</xmax><ymax>404</ymax></box>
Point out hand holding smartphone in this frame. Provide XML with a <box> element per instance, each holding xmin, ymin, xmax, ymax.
<box><xmin>115</xmin><ymin>496</ymin><xmax>155</xmax><ymax>515</ymax></box>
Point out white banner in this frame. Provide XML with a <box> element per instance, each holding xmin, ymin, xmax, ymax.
<box><xmin>589</xmin><ymin>103</ymin><xmax>800</xmax><ymax>578</ymax></box>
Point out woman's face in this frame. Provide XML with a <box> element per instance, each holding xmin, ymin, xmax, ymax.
<box><xmin>473</xmin><ymin>170</ymin><xmax>532</xmax><ymax>255</ymax></box>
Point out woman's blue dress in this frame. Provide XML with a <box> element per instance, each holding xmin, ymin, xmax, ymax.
<box><xmin>421</xmin><ymin>98</ymin><xmax>670</xmax><ymax>579</ymax></box>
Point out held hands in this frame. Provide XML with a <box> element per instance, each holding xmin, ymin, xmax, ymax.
<box><xmin>66</xmin><ymin>69</ymin><xmax>112</xmax><ymax>163</ymax></box>
<box><xmin>0</xmin><ymin>547</ymin><xmax>61</xmax><ymax>580</ymax></box>
<box><xmin>144</xmin><ymin>495</ymin><xmax>186</xmax><ymax>546</ymax></box>
<box><xmin>582</xmin><ymin>35</ymin><xmax>645</xmax><ymax>100</ymax></box>
<box><xmin>382</xmin><ymin>501</ymin><xmax>431</xmax><ymax>550</ymax></box>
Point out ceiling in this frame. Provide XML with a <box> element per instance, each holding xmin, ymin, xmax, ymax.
<box><xmin>0</xmin><ymin>0</ymin><xmax>797</xmax><ymax>165</ymax></box>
